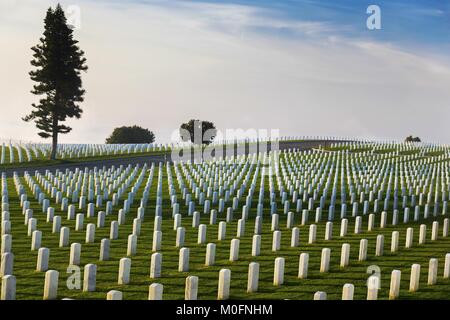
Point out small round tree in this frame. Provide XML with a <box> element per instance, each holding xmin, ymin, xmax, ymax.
<box><xmin>105</xmin><ymin>125</ymin><xmax>155</xmax><ymax>144</ymax></box>
<box><xmin>180</xmin><ymin>119</ymin><xmax>216</xmax><ymax>145</ymax></box>
<box><xmin>405</xmin><ymin>135</ymin><xmax>421</xmax><ymax>143</ymax></box>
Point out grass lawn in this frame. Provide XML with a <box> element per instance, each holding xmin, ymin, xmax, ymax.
<box><xmin>4</xmin><ymin>161</ymin><xmax>450</xmax><ymax>300</ymax></box>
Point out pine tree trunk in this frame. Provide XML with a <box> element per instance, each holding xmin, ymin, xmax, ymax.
<box><xmin>50</xmin><ymin>133</ymin><xmax>58</xmax><ymax>160</ymax></box>
<box><xmin>50</xmin><ymin>117</ymin><xmax>58</xmax><ymax>160</ymax></box>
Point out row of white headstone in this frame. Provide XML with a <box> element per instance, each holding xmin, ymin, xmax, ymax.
<box><xmin>2</xmin><ymin>198</ymin><xmax>447</xmax><ymax>299</ymax></box>
<box><xmin>4</xmin><ymin>244</ymin><xmax>447</xmax><ymax>300</ymax></box>
<box><xmin>19</xmin><ymin>145</ymin><xmax>450</xmax><ymax>235</ymax></box>
<box><xmin>0</xmin><ymin>142</ymin><xmax>174</xmax><ymax>164</ymax></box>
<box><xmin>1</xmin><ymin>135</ymin><xmax>318</xmax><ymax>165</ymax></box>
<box><xmin>314</xmin><ymin>253</ymin><xmax>450</xmax><ymax>300</ymax></box>
<box><xmin>0</xmin><ymin>141</ymin><xmax>450</xmax><ymax>298</ymax></box>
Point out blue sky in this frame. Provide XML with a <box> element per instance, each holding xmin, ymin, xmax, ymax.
<box><xmin>1</xmin><ymin>0</ymin><xmax>450</xmax><ymax>144</ymax></box>
<box><xmin>151</xmin><ymin>0</ymin><xmax>450</xmax><ymax>46</ymax></box>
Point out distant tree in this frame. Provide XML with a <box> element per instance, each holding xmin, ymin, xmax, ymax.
<box><xmin>180</xmin><ymin>119</ymin><xmax>216</xmax><ymax>145</ymax></box>
<box><xmin>23</xmin><ymin>4</ymin><xmax>88</xmax><ymax>160</ymax></box>
<box><xmin>405</xmin><ymin>135</ymin><xmax>421</xmax><ymax>143</ymax></box>
<box><xmin>105</xmin><ymin>125</ymin><xmax>155</xmax><ymax>144</ymax></box>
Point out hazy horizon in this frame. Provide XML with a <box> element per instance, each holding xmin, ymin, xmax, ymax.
<box><xmin>1</xmin><ymin>0</ymin><xmax>450</xmax><ymax>144</ymax></box>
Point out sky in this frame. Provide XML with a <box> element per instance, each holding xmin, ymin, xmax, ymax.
<box><xmin>1</xmin><ymin>0</ymin><xmax>450</xmax><ymax>144</ymax></box>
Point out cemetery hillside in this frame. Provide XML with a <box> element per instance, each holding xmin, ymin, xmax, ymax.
<box><xmin>1</xmin><ymin>138</ymin><xmax>450</xmax><ymax>300</ymax></box>
<box><xmin>2</xmin><ymin>0</ymin><xmax>449</xmax><ymax>308</ymax></box>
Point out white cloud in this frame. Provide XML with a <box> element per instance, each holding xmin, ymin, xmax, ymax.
<box><xmin>0</xmin><ymin>0</ymin><xmax>449</xmax><ymax>144</ymax></box>
<box><xmin>169</xmin><ymin>1</ymin><xmax>337</xmax><ymax>36</ymax></box>
<box><xmin>412</xmin><ymin>8</ymin><xmax>445</xmax><ymax>17</ymax></box>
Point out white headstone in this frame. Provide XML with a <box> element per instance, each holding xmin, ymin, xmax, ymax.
<box><xmin>192</xmin><ymin>211</ymin><xmax>200</xmax><ymax>228</ymax></box>
<box><xmin>298</xmin><ymin>253</ymin><xmax>309</xmax><ymax>279</ymax></box>
<box><xmin>367</xmin><ymin>214</ymin><xmax>375</xmax><ymax>231</ymax></box>
<box><xmin>1</xmin><ymin>275</ymin><xmax>16</xmax><ymax>300</ymax></box>
<box><xmin>218</xmin><ymin>222</ymin><xmax>226</xmax><ymax>241</ymax></box>
<box><xmin>59</xmin><ymin>227</ymin><xmax>70</xmax><ymax>247</ymax></box>
<box><xmin>380</xmin><ymin>211</ymin><xmax>387</xmax><ymax>228</ymax></box>
<box><xmin>185</xmin><ymin>275</ymin><xmax>198</xmax><ymax>300</ymax></box>
<box><xmin>340</xmin><ymin>243</ymin><xmax>350</xmax><ymax>268</ymax></box>
<box><xmin>69</xmin><ymin>243</ymin><xmax>81</xmax><ymax>265</ymax></box>
<box><xmin>205</xmin><ymin>243</ymin><xmax>216</xmax><ymax>266</ymax></box>
<box><xmin>247</xmin><ymin>262</ymin><xmax>259</xmax><ymax>293</ymax></box>
<box><xmin>36</xmin><ymin>247</ymin><xmax>49</xmax><ymax>272</ymax></box>
<box><xmin>176</xmin><ymin>227</ymin><xmax>185</xmax><ymax>248</ymax></box>
<box><xmin>83</xmin><ymin>263</ymin><xmax>97</xmax><ymax>292</ymax></box>
<box><xmin>354</xmin><ymin>216</ymin><xmax>362</xmax><ymax>234</ymax></box>
<box><xmin>443</xmin><ymin>253</ymin><xmax>450</xmax><ymax>279</ymax></box>
<box><xmin>389</xmin><ymin>270</ymin><xmax>401</xmax><ymax>300</ymax></box>
<box><xmin>308</xmin><ymin>224</ymin><xmax>317</xmax><ymax>244</ymax></box>
<box><xmin>359</xmin><ymin>239</ymin><xmax>368</xmax><ymax>261</ymax></box>
<box><xmin>431</xmin><ymin>221</ymin><xmax>439</xmax><ymax>241</ymax></box>
<box><xmin>325</xmin><ymin>222</ymin><xmax>333</xmax><ymax>240</ymax></box>
<box><xmin>217</xmin><ymin>269</ymin><xmax>231</xmax><ymax>300</ymax></box>
<box><xmin>174</xmin><ymin>214</ymin><xmax>181</xmax><ymax>231</ymax></box>
<box><xmin>443</xmin><ymin>218</ymin><xmax>449</xmax><ymax>238</ymax></box>
<box><xmin>75</xmin><ymin>213</ymin><xmax>84</xmax><ymax>231</ymax></box>
<box><xmin>150</xmin><ymin>252</ymin><xmax>162</xmax><ymax>278</ymax></box>
<box><xmin>291</xmin><ymin>227</ymin><xmax>299</xmax><ymax>247</ymax></box>
<box><xmin>118</xmin><ymin>209</ymin><xmax>126</xmax><ymax>225</ymax></box>
<box><xmin>107</xmin><ymin>290</ymin><xmax>123</xmax><ymax>300</ymax></box>
<box><xmin>340</xmin><ymin>219</ymin><xmax>348</xmax><ymax>237</ymax></box>
<box><xmin>342</xmin><ymin>283</ymin><xmax>354</xmax><ymax>300</ymax></box>
<box><xmin>230</xmin><ymin>239</ymin><xmax>240</xmax><ymax>261</ymax></box>
<box><xmin>405</xmin><ymin>227</ymin><xmax>414</xmax><ymax>248</ymax></box>
<box><xmin>148</xmin><ymin>283</ymin><xmax>163</xmax><ymax>300</ymax></box>
<box><xmin>0</xmin><ymin>252</ymin><xmax>13</xmax><ymax>276</ymax></box>
<box><xmin>273</xmin><ymin>257</ymin><xmax>285</xmax><ymax>286</ymax></box>
<box><xmin>110</xmin><ymin>221</ymin><xmax>119</xmax><ymax>240</ymax></box>
<box><xmin>31</xmin><ymin>230</ymin><xmax>42</xmax><ymax>251</ymax></box>
<box><xmin>313</xmin><ymin>291</ymin><xmax>327</xmax><ymax>300</ymax></box>
<box><xmin>100</xmin><ymin>238</ymin><xmax>110</xmax><ymax>261</ymax></box>
<box><xmin>367</xmin><ymin>276</ymin><xmax>378</xmax><ymax>300</ymax></box>
<box><xmin>391</xmin><ymin>231</ymin><xmax>399</xmax><ymax>253</ymax></box>
<box><xmin>375</xmin><ymin>235</ymin><xmax>384</xmax><ymax>257</ymax></box>
<box><xmin>85</xmin><ymin>223</ymin><xmax>95</xmax><ymax>243</ymax></box>
<box><xmin>198</xmin><ymin>224</ymin><xmax>207</xmax><ymax>244</ymax></box>
<box><xmin>409</xmin><ymin>263</ymin><xmax>420</xmax><ymax>292</ymax></box>
<box><xmin>178</xmin><ymin>247</ymin><xmax>189</xmax><ymax>272</ymax></box>
<box><xmin>272</xmin><ymin>231</ymin><xmax>281</xmax><ymax>252</ymax></box>
<box><xmin>252</xmin><ymin>235</ymin><xmax>261</xmax><ymax>256</ymax></box>
<box><xmin>419</xmin><ymin>224</ymin><xmax>427</xmax><ymax>245</ymax></box>
<box><xmin>43</xmin><ymin>270</ymin><xmax>59</xmax><ymax>300</ymax></box>
<box><xmin>118</xmin><ymin>257</ymin><xmax>131</xmax><ymax>285</ymax></box>
<box><xmin>128</xmin><ymin>234</ymin><xmax>138</xmax><ymax>256</ymax></box>
<box><xmin>237</xmin><ymin>219</ymin><xmax>245</xmax><ymax>238</ymax></box>
<box><xmin>428</xmin><ymin>258</ymin><xmax>438</xmax><ymax>285</ymax></box>
<box><xmin>320</xmin><ymin>248</ymin><xmax>331</xmax><ymax>273</ymax></box>
<box><xmin>97</xmin><ymin>211</ymin><xmax>106</xmax><ymax>228</ymax></box>
<box><xmin>152</xmin><ymin>231</ymin><xmax>161</xmax><ymax>252</ymax></box>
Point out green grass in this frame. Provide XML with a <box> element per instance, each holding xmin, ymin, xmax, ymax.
<box><xmin>424</xmin><ymin>151</ymin><xmax>445</xmax><ymax>157</ymax></box>
<box><xmin>327</xmin><ymin>146</ymin><xmax>372</xmax><ymax>153</ymax></box>
<box><xmin>327</xmin><ymin>143</ymin><xmax>450</xmax><ymax>159</ymax></box>
<box><xmin>4</xmin><ymin>161</ymin><xmax>450</xmax><ymax>300</ymax></box>
<box><xmin>372</xmin><ymin>148</ymin><xmax>397</xmax><ymax>154</ymax></box>
<box><xmin>399</xmin><ymin>150</ymin><xmax>420</xmax><ymax>156</ymax></box>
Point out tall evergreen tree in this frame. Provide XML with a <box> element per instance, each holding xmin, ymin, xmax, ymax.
<box><xmin>23</xmin><ymin>4</ymin><xmax>87</xmax><ymax>160</ymax></box>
